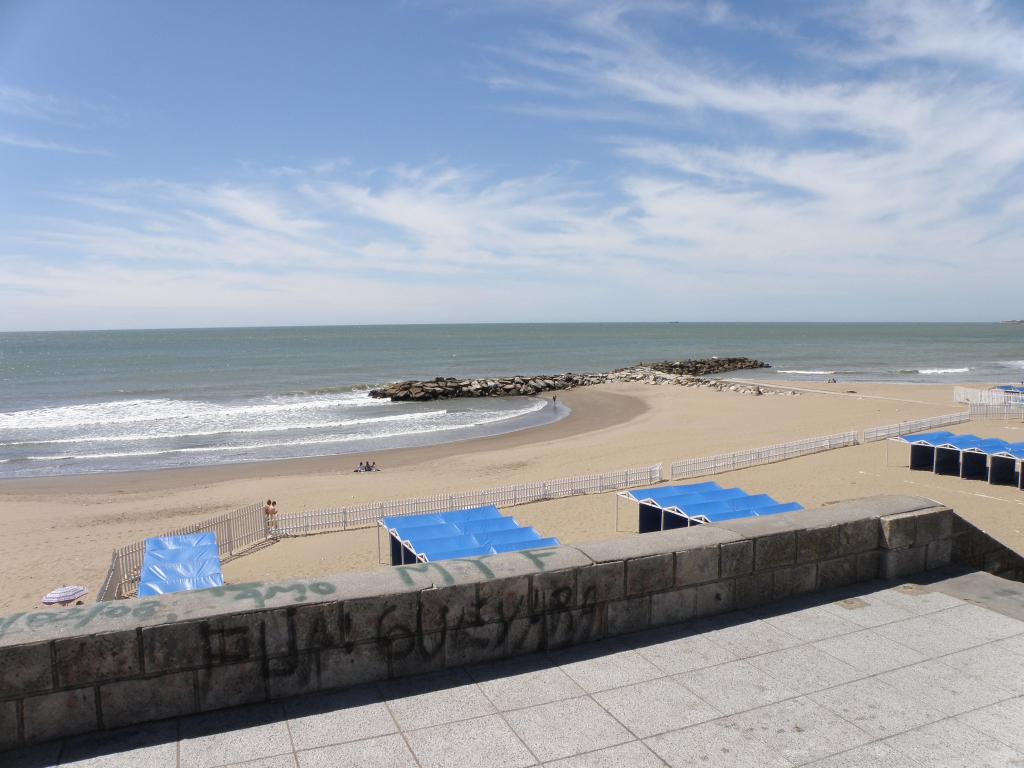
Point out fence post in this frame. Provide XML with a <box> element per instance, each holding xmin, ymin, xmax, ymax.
<box><xmin>113</xmin><ymin>554</ymin><xmax>124</xmax><ymax>600</ymax></box>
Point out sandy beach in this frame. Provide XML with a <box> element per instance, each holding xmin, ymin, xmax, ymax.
<box><xmin>4</xmin><ymin>377</ymin><xmax>1014</xmax><ymax>614</ymax></box>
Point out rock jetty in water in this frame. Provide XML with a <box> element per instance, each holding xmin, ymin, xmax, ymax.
<box><xmin>369</xmin><ymin>357</ymin><xmax>781</xmax><ymax>402</ymax></box>
<box><xmin>647</xmin><ymin>357</ymin><xmax>769</xmax><ymax>376</ymax></box>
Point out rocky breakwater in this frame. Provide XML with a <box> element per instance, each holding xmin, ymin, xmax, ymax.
<box><xmin>647</xmin><ymin>357</ymin><xmax>770</xmax><ymax>376</ymax></box>
<box><xmin>369</xmin><ymin>372</ymin><xmax>607</xmax><ymax>401</ymax></box>
<box><xmin>607</xmin><ymin>366</ymin><xmax>797</xmax><ymax>396</ymax></box>
<box><xmin>369</xmin><ymin>357</ymin><xmax>781</xmax><ymax>402</ymax></box>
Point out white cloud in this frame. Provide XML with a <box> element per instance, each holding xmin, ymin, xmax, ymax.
<box><xmin>830</xmin><ymin>0</ymin><xmax>1024</xmax><ymax>74</ymax></box>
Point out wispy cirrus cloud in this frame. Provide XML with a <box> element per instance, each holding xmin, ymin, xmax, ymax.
<box><xmin>0</xmin><ymin>84</ymin><xmax>77</xmax><ymax>122</ymax></box>
<box><xmin>0</xmin><ymin>83</ymin><xmax>107</xmax><ymax>156</ymax></box>
<box><xmin>0</xmin><ymin>131</ymin><xmax>108</xmax><ymax>155</ymax></box>
<box><xmin>826</xmin><ymin>0</ymin><xmax>1024</xmax><ymax>74</ymax></box>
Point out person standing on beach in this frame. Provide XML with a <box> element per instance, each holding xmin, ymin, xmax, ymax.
<box><xmin>269</xmin><ymin>500</ymin><xmax>278</xmax><ymax>533</ymax></box>
<box><xmin>264</xmin><ymin>499</ymin><xmax>273</xmax><ymax>531</ymax></box>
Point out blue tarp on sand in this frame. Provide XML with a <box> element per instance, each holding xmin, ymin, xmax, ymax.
<box><xmin>138</xmin><ymin>532</ymin><xmax>224</xmax><ymax>597</ymax></box>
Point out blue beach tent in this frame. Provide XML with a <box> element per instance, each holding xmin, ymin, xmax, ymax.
<box><xmin>657</xmin><ymin>488</ymin><xmax>750</xmax><ymax>508</ymax></box>
<box><xmin>898</xmin><ymin>431</ymin><xmax>956</xmax><ymax>445</ymax></box>
<box><xmin>685</xmin><ymin>498</ymin><xmax>805</xmax><ymax>525</ymax></box>
<box><xmin>379</xmin><ymin>506</ymin><xmax>559</xmax><ymax>564</ymax></box>
<box><xmin>138</xmin><ymin>532</ymin><xmax>224</xmax><ymax>597</ymax></box>
<box><xmin>656</xmin><ymin>488</ymin><xmax>753</xmax><ymax>529</ymax></box>
<box><xmin>459</xmin><ymin>517</ymin><xmax>521</xmax><ymax>536</ymax></box>
<box><xmin>619</xmin><ymin>482</ymin><xmax>804</xmax><ymax>531</ymax></box>
<box><xmin>492</xmin><ymin>537</ymin><xmax>560</xmax><ymax>553</ymax></box>
<box><xmin>680</xmin><ymin>496</ymin><xmax>773</xmax><ymax>521</ymax></box>
<box><xmin>477</xmin><ymin>527</ymin><xmax>546</xmax><ymax>547</ymax></box>
<box><xmin>623</xmin><ymin>482</ymin><xmax>723</xmax><ymax>506</ymax></box>
<box><xmin>437</xmin><ymin>505</ymin><xmax>503</xmax><ymax>524</ymax></box>
<box><xmin>757</xmin><ymin>502</ymin><xmax>804</xmax><ymax>516</ymax></box>
<box><xmin>418</xmin><ymin>545</ymin><xmax>495</xmax><ymax>561</ymax></box>
<box><xmin>898</xmin><ymin>432</ymin><xmax>956</xmax><ymax>471</ymax></box>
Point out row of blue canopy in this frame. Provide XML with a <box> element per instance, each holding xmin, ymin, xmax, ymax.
<box><xmin>897</xmin><ymin>431</ymin><xmax>1024</xmax><ymax>489</ymax></box>
<box><xmin>381</xmin><ymin>505</ymin><xmax>559</xmax><ymax>564</ymax></box>
<box><xmin>623</xmin><ymin>482</ymin><xmax>803</xmax><ymax>532</ymax></box>
<box><xmin>995</xmin><ymin>385</ymin><xmax>1024</xmax><ymax>394</ymax></box>
<box><xmin>138</xmin><ymin>532</ymin><xmax>224</xmax><ymax>597</ymax></box>
<box><xmin>897</xmin><ymin>431</ymin><xmax>1024</xmax><ymax>459</ymax></box>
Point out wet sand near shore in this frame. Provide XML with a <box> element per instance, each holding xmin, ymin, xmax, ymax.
<box><xmin>0</xmin><ymin>380</ymin><xmax>998</xmax><ymax>614</ymax></box>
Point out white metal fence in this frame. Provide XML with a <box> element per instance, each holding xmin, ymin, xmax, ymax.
<box><xmin>96</xmin><ymin>501</ymin><xmax>267</xmax><ymax>601</ymax></box>
<box><xmin>275</xmin><ymin>464</ymin><xmax>664</xmax><ymax>537</ymax></box>
<box><xmin>670</xmin><ymin>432</ymin><xmax>859</xmax><ymax>480</ymax></box>
<box><xmin>969</xmin><ymin>403</ymin><xmax>1024</xmax><ymax>420</ymax></box>
<box><xmin>862</xmin><ymin>412</ymin><xmax>971</xmax><ymax>443</ymax></box>
<box><xmin>954</xmin><ymin>386</ymin><xmax>1024</xmax><ymax>405</ymax></box>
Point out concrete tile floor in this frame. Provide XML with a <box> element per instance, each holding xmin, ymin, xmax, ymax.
<box><xmin>5</xmin><ymin>574</ymin><xmax>1024</xmax><ymax>768</ymax></box>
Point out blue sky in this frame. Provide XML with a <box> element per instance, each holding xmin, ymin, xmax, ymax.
<box><xmin>2</xmin><ymin>0</ymin><xmax>1023</xmax><ymax>330</ymax></box>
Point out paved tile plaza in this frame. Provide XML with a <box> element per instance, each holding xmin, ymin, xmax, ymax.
<box><xmin>6</xmin><ymin>571</ymin><xmax>1024</xmax><ymax>767</ymax></box>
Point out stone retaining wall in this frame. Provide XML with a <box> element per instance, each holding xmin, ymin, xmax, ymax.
<box><xmin>2</xmin><ymin>494</ymin><xmax>1022</xmax><ymax>750</ymax></box>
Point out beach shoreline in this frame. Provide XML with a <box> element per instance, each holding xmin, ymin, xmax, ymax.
<box><xmin>0</xmin><ymin>387</ymin><xmax>645</xmax><ymax>496</ymax></box>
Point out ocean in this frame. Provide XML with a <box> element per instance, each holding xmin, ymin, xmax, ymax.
<box><xmin>1</xmin><ymin>323</ymin><xmax>1021</xmax><ymax>478</ymax></box>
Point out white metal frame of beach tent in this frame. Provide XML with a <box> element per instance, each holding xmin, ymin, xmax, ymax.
<box><xmin>377</xmin><ymin>521</ymin><xmax>417</xmax><ymax>566</ymax></box>
<box><xmin>884</xmin><ymin>437</ymin><xmax>937</xmax><ymax>469</ymax></box>
<box><xmin>614</xmin><ymin>491</ymin><xmax>633</xmax><ymax>532</ymax></box>
<box><xmin>615</xmin><ymin>490</ymin><xmax>676</xmax><ymax>533</ymax></box>
<box><xmin>616</xmin><ymin>491</ymin><xmax>703</xmax><ymax>533</ymax></box>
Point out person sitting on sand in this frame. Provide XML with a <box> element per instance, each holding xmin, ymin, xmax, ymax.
<box><xmin>370</xmin><ymin>461</ymin><xmax>378</xmax><ymax>471</ymax></box>
<box><xmin>355</xmin><ymin>462</ymin><xmax>365</xmax><ymax>472</ymax></box>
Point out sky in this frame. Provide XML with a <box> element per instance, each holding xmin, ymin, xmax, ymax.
<box><xmin>1</xmin><ymin>0</ymin><xmax>1023</xmax><ymax>330</ymax></box>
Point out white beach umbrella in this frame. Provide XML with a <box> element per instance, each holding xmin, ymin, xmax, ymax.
<box><xmin>41</xmin><ymin>585</ymin><xmax>88</xmax><ymax>605</ymax></box>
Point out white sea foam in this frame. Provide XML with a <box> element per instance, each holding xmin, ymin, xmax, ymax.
<box><xmin>27</xmin><ymin>401</ymin><xmax>547</xmax><ymax>462</ymax></box>
<box><xmin>0</xmin><ymin>410</ymin><xmax>448</xmax><ymax>447</ymax></box>
<box><xmin>777</xmin><ymin>370</ymin><xmax>836</xmax><ymax>375</ymax></box>
<box><xmin>918</xmin><ymin>368</ymin><xmax>969</xmax><ymax>375</ymax></box>
<box><xmin>1000</xmin><ymin>360</ymin><xmax>1024</xmax><ymax>370</ymax></box>
<box><xmin>0</xmin><ymin>392</ymin><xmax>380</xmax><ymax>431</ymax></box>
